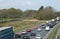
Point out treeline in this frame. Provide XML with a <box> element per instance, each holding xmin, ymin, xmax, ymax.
<box><xmin>0</xmin><ymin>6</ymin><xmax>60</xmax><ymax>20</ymax></box>
<box><xmin>0</xmin><ymin>8</ymin><xmax>22</xmax><ymax>18</ymax></box>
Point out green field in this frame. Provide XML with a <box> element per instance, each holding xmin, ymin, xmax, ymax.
<box><xmin>0</xmin><ymin>19</ymin><xmax>46</xmax><ymax>33</ymax></box>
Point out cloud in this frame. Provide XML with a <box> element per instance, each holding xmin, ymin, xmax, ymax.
<box><xmin>21</xmin><ymin>1</ymin><xmax>33</xmax><ymax>6</ymax></box>
<box><xmin>25</xmin><ymin>2</ymin><xmax>32</xmax><ymax>6</ymax></box>
<box><xmin>0</xmin><ymin>0</ymin><xmax>33</xmax><ymax>8</ymax></box>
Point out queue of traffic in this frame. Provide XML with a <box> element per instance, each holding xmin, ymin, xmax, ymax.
<box><xmin>15</xmin><ymin>17</ymin><xmax>60</xmax><ymax>39</ymax></box>
<box><xmin>0</xmin><ymin>17</ymin><xmax>60</xmax><ymax>39</ymax></box>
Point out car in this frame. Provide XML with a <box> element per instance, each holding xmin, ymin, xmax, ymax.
<box><xmin>49</xmin><ymin>25</ymin><xmax>53</xmax><ymax>28</ymax></box>
<box><xmin>46</xmin><ymin>21</ymin><xmax>49</xmax><ymax>23</ymax></box>
<box><xmin>22</xmin><ymin>36</ymin><xmax>30</xmax><ymax>39</ymax></box>
<box><xmin>49</xmin><ymin>23</ymin><xmax>56</xmax><ymax>28</ymax></box>
<box><xmin>15</xmin><ymin>34</ymin><xmax>21</xmax><ymax>38</ymax></box>
<box><xmin>41</xmin><ymin>24</ymin><xmax>45</xmax><ymax>28</ymax></box>
<box><xmin>30</xmin><ymin>33</ymin><xmax>36</xmax><ymax>36</ymax></box>
<box><xmin>42</xmin><ymin>25</ymin><xmax>46</xmax><ymax>28</ymax></box>
<box><xmin>47</xmin><ymin>21</ymin><xmax>57</xmax><ymax>28</ymax></box>
<box><xmin>52</xmin><ymin>19</ymin><xmax>55</xmax><ymax>22</ymax></box>
<box><xmin>57</xmin><ymin>17</ymin><xmax>59</xmax><ymax>21</ymax></box>
<box><xmin>45</xmin><ymin>26</ymin><xmax>50</xmax><ymax>31</ymax></box>
<box><xmin>37</xmin><ymin>28</ymin><xmax>42</xmax><ymax>31</ymax></box>
<box><xmin>47</xmin><ymin>22</ymin><xmax>53</xmax><ymax>27</ymax></box>
<box><xmin>26</xmin><ymin>29</ymin><xmax>31</xmax><ymax>32</ymax></box>
<box><xmin>21</xmin><ymin>30</ymin><xmax>27</xmax><ymax>35</ymax></box>
<box><xmin>35</xmin><ymin>35</ymin><xmax>42</xmax><ymax>39</ymax></box>
<box><xmin>41</xmin><ymin>24</ymin><xmax>45</xmax><ymax>26</ymax></box>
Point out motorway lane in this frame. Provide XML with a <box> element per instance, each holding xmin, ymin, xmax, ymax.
<box><xmin>57</xmin><ymin>35</ymin><xmax>60</xmax><ymax>39</ymax></box>
<box><xmin>30</xmin><ymin>24</ymin><xmax>52</xmax><ymax>39</ymax></box>
<box><xmin>15</xmin><ymin>21</ymin><xmax>58</xmax><ymax>39</ymax></box>
<box><xmin>24</xmin><ymin>24</ymin><xmax>48</xmax><ymax>39</ymax></box>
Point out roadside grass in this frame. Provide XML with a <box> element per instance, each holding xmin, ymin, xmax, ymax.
<box><xmin>46</xmin><ymin>23</ymin><xmax>60</xmax><ymax>39</ymax></box>
<box><xmin>0</xmin><ymin>20</ymin><xmax>46</xmax><ymax>33</ymax></box>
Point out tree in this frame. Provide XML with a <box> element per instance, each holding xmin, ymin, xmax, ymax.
<box><xmin>36</xmin><ymin>6</ymin><xmax>56</xmax><ymax>20</ymax></box>
<box><xmin>39</xmin><ymin>6</ymin><xmax>44</xmax><ymax>11</ymax></box>
<box><xmin>22</xmin><ymin>10</ymin><xmax>38</xmax><ymax>19</ymax></box>
<box><xmin>0</xmin><ymin>8</ymin><xmax>23</xmax><ymax>18</ymax></box>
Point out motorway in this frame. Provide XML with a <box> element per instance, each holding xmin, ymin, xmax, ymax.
<box><xmin>28</xmin><ymin>23</ymin><xmax>53</xmax><ymax>39</ymax></box>
<box><xmin>57</xmin><ymin>35</ymin><xmax>60</xmax><ymax>39</ymax></box>
<box><xmin>15</xmin><ymin>21</ymin><xmax>58</xmax><ymax>39</ymax></box>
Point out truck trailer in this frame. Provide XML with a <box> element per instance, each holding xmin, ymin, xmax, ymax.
<box><xmin>0</xmin><ymin>26</ymin><xmax>14</xmax><ymax>39</ymax></box>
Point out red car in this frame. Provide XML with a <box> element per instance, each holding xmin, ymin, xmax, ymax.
<box><xmin>26</xmin><ymin>29</ymin><xmax>31</xmax><ymax>32</ymax></box>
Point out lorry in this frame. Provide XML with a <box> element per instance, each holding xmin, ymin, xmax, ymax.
<box><xmin>0</xmin><ymin>26</ymin><xmax>14</xmax><ymax>39</ymax></box>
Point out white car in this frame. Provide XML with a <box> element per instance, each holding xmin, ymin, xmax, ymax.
<box><xmin>47</xmin><ymin>21</ymin><xmax>49</xmax><ymax>23</ymax></box>
<box><xmin>45</xmin><ymin>26</ymin><xmax>50</xmax><ymax>31</ymax></box>
<box><xmin>35</xmin><ymin>35</ymin><xmax>42</xmax><ymax>39</ymax></box>
<box><xmin>52</xmin><ymin>19</ymin><xmax>55</xmax><ymax>21</ymax></box>
<box><xmin>21</xmin><ymin>30</ymin><xmax>27</xmax><ymax>34</ymax></box>
<box><xmin>37</xmin><ymin>28</ymin><xmax>42</xmax><ymax>31</ymax></box>
<box><xmin>57</xmin><ymin>17</ymin><xmax>59</xmax><ymax>21</ymax></box>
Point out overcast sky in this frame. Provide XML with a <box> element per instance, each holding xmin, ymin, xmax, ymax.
<box><xmin>0</xmin><ymin>0</ymin><xmax>60</xmax><ymax>11</ymax></box>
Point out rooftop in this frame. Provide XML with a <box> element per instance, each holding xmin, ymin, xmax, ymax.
<box><xmin>0</xmin><ymin>26</ymin><xmax>12</xmax><ymax>31</ymax></box>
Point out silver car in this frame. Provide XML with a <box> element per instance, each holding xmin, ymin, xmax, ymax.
<box><xmin>35</xmin><ymin>35</ymin><xmax>42</xmax><ymax>39</ymax></box>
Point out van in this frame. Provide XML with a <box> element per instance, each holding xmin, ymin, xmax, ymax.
<box><xmin>45</xmin><ymin>26</ymin><xmax>50</xmax><ymax>31</ymax></box>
